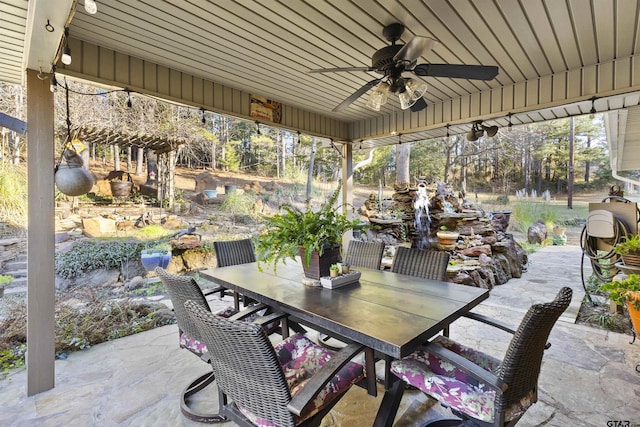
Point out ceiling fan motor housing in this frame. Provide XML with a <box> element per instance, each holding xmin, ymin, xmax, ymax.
<box><xmin>371</xmin><ymin>45</ymin><xmax>404</xmax><ymax>71</ymax></box>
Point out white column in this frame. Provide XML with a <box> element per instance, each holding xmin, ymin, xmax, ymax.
<box><xmin>26</xmin><ymin>68</ymin><xmax>56</xmax><ymax>395</ymax></box>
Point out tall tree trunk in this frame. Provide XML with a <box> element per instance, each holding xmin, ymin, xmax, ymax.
<box><xmin>126</xmin><ymin>146</ymin><xmax>132</xmax><ymax>171</ymax></box>
<box><xmin>306</xmin><ymin>137</ymin><xmax>317</xmax><ymax>201</ymax></box>
<box><xmin>568</xmin><ymin>117</ymin><xmax>575</xmax><ymax>209</ymax></box>
<box><xmin>396</xmin><ymin>143</ymin><xmax>411</xmax><ymax>186</ymax></box>
<box><xmin>135</xmin><ymin>147</ymin><xmax>144</xmax><ymax>175</ymax></box>
<box><xmin>113</xmin><ymin>144</ymin><xmax>120</xmax><ymax>170</ymax></box>
<box><xmin>281</xmin><ymin>131</ymin><xmax>286</xmax><ymax>175</ymax></box>
<box><xmin>524</xmin><ymin>136</ymin><xmax>531</xmax><ymax>193</ymax></box>
<box><xmin>584</xmin><ymin>135</ymin><xmax>591</xmax><ymax>182</ymax></box>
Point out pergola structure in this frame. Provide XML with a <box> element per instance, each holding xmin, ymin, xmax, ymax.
<box><xmin>2</xmin><ymin>0</ymin><xmax>640</xmax><ymax>396</ymax></box>
<box><xmin>75</xmin><ymin>125</ymin><xmax>187</xmax><ymax>207</ymax></box>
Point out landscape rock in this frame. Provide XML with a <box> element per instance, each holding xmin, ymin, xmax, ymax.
<box><xmin>194</xmin><ymin>172</ymin><xmax>218</xmax><ymax>193</ymax></box>
<box><xmin>527</xmin><ymin>220</ymin><xmax>547</xmax><ymax>244</ymax></box>
<box><xmin>82</xmin><ymin>216</ymin><xmax>117</xmax><ymax>237</ymax></box>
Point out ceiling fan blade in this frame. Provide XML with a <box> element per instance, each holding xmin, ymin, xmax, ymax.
<box><xmin>332</xmin><ymin>79</ymin><xmax>382</xmax><ymax>112</ymax></box>
<box><xmin>307</xmin><ymin>66</ymin><xmax>375</xmax><ymax>73</ymax></box>
<box><xmin>393</xmin><ymin>36</ymin><xmax>436</xmax><ymax>65</ymax></box>
<box><xmin>410</xmin><ymin>97</ymin><xmax>428</xmax><ymax>112</ymax></box>
<box><xmin>413</xmin><ymin>63</ymin><xmax>499</xmax><ymax>80</ymax></box>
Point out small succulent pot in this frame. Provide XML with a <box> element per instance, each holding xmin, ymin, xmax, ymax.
<box><xmin>341</xmin><ymin>263</ymin><xmax>350</xmax><ymax>274</ymax></box>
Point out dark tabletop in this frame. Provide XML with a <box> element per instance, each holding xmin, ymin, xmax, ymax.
<box><xmin>200</xmin><ymin>260</ymin><xmax>489</xmax><ymax>359</ymax></box>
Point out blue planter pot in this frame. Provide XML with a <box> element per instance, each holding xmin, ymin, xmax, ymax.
<box><xmin>141</xmin><ymin>249</ymin><xmax>172</xmax><ymax>272</ymax></box>
<box><xmin>204</xmin><ymin>189</ymin><xmax>218</xmax><ymax>198</ymax></box>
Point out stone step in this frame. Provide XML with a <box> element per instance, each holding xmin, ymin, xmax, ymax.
<box><xmin>4</xmin><ymin>260</ymin><xmax>27</xmax><ymax>271</ymax></box>
<box><xmin>7</xmin><ymin>277</ymin><xmax>26</xmax><ymax>288</ymax></box>
<box><xmin>5</xmin><ymin>269</ymin><xmax>27</xmax><ymax>278</ymax></box>
<box><xmin>4</xmin><ymin>285</ymin><xmax>26</xmax><ymax>295</ymax></box>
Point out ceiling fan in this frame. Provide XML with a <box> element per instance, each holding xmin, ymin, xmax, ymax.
<box><xmin>308</xmin><ymin>23</ymin><xmax>499</xmax><ymax>113</ymax></box>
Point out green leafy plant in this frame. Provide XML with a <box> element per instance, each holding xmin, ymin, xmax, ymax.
<box><xmin>330</xmin><ymin>264</ymin><xmax>340</xmax><ymax>271</ymax></box>
<box><xmin>613</xmin><ymin>234</ymin><xmax>640</xmax><ymax>255</ymax></box>
<box><xmin>0</xmin><ymin>274</ymin><xmax>12</xmax><ymax>287</ymax></box>
<box><xmin>255</xmin><ymin>183</ymin><xmax>363</xmax><ymax>270</ymax></box>
<box><xmin>600</xmin><ymin>274</ymin><xmax>640</xmax><ymax>310</ymax></box>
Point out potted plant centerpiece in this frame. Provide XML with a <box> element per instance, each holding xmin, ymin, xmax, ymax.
<box><xmin>256</xmin><ymin>184</ymin><xmax>362</xmax><ymax>280</ymax></box>
<box><xmin>614</xmin><ymin>234</ymin><xmax>640</xmax><ymax>267</ymax></box>
<box><xmin>600</xmin><ymin>274</ymin><xmax>640</xmax><ymax>341</ymax></box>
<box><xmin>436</xmin><ymin>225</ymin><xmax>459</xmax><ymax>246</ymax></box>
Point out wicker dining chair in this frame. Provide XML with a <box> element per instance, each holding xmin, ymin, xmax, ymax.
<box><xmin>391</xmin><ymin>246</ymin><xmax>450</xmax><ymax>280</ymax></box>
<box><xmin>213</xmin><ymin>238</ymin><xmax>256</xmax><ymax>310</ymax></box>
<box><xmin>375</xmin><ymin>287</ymin><xmax>573</xmax><ymax>427</ymax></box>
<box><xmin>155</xmin><ymin>267</ymin><xmax>286</xmax><ymax>423</ymax></box>
<box><xmin>184</xmin><ymin>299</ymin><xmax>367</xmax><ymax>427</ymax></box>
<box><xmin>317</xmin><ymin>240</ymin><xmax>386</xmax><ymax>350</ymax></box>
<box><xmin>343</xmin><ymin>240</ymin><xmax>386</xmax><ymax>270</ymax></box>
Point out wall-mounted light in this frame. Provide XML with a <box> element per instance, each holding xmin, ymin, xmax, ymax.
<box><xmin>84</xmin><ymin>0</ymin><xmax>98</xmax><ymax>14</ymax></box>
<box><xmin>61</xmin><ymin>28</ymin><xmax>72</xmax><ymax>65</ymax></box>
<box><xmin>467</xmin><ymin>120</ymin><xmax>498</xmax><ymax>141</ymax></box>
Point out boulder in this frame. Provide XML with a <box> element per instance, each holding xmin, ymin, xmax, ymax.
<box><xmin>82</xmin><ymin>216</ymin><xmax>117</xmax><ymax>237</ymax></box>
<box><xmin>194</xmin><ymin>172</ymin><xmax>218</xmax><ymax>193</ymax></box>
<box><xmin>527</xmin><ymin>220</ymin><xmax>547</xmax><ymax>244</ymax></box>
<box><xmin>460</xmin><ymin>244</ymin><xmax>492</xmax><ymax>257</ymax></box>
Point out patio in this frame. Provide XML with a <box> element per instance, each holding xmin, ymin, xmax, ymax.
<box><xmin>2</xmin><ymin>245</ymin><xmax>639</xmax><ymax>426</ymax></box>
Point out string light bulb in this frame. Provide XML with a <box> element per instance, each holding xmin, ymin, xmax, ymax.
<box><xmin>125</xmin><ymin>89</ymin><xmax>132</xmax><ymax>108</ymax></box>
<box><xmin>255</xmin><ymin>121</ymin><xmax>261</xmax><ymax>135</ymax></box>
<box><xmin>507</xmin><ymin>113</ymin><xmax>513</xmax><ymax>132</ymax></box>
<box><xmin>61</xmin><ymin>28</ymin><xmax>72</xmax><ymax>65</ymax></box>
<box><xmin>84</xmin><ymin>0</ymin><xmax>98</xmax><ymax>14</ymax></box>
<box><xmin>200</xmin><ymin>107</ymin><xmax>206</xmax><ymax>124</ymax></box>
<box><xmin>445</xmin><ymin>124</ymin><xmax>450</xmax><ymax>139</ymax></box>
<box><xmin>589</xmin><ymin>97</ymin><xmax>597</xmax><ymax>118</ymax></box>
<box><xmin>297</xmin><ymin>130</ymin><xmax>301</xmax><ymax>144</ymax></box>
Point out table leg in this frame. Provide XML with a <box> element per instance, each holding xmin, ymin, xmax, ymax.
<box><xmin>372</xmin><ymin>379</ymin><xmax>406</xmax><ymax>427</ymax></box>
<box><xmin>364</xmin><ymin>348</ymin><xmax>377</xmax><ymax>397</ymax></box>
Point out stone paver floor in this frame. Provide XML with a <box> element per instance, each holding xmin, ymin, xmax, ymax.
<box><xmin>1</xmin><ymin>246</ymin><xmax>640</xmax><ymax>426</ymax></box>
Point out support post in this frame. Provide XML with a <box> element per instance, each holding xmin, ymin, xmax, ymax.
<box><xmin>26</xmin><ymin>68</ymin><xmax>56</xmax><ymax>395</ymax></box>
<box><xmin>342</xmin><ymin>142</ymin><xmax>354</xmax><ymax>247</ymax></box>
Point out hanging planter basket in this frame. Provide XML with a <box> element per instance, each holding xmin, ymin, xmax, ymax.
<box><xmin>54</xmin><ymin>149</ymin><xmax>94</xmax><ymax>197</ymax></box>
<box><xmin>109</xmin><ymin>172</ymin><xmax>133</xmax><ymax>198</ymax></box>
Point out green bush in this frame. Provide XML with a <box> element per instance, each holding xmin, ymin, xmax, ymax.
<box><xmin>55</xmin><ymin>239</ymin><xmax>150</xmax><ymax>279</ymax></box>
<box><xmin>220</xmin><ymin>191</ymin><xmax>260</xmax><ymax>218</ymax></box>
<box><xmin>0</xmin><ymin>164</ymin><xmax>27</xmax><ymax>227</ymax></box>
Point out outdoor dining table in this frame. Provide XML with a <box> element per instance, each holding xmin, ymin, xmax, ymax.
<box><xmin>200</xmin><ymin>259</ymin><xmax>489</xmax><ymax>397</ymax></box>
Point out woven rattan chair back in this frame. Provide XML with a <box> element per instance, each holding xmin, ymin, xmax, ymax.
<box><xmin>343</xmin><ymin>240</ymin><xmax>385</xmax><ymax>270</ymax></box>
<box><xmin>155</xmin><ymin>267</ymin><xmax>209</xmax><ymax>343</ymax></box>
<box><xmin>213</xmin><ymin>238</ymin><xmax>256</xmax><ymax>267</ymax></box>
<box><xmin>496</xmin><ymin>287</ymin><xmax>573</xmax><ymax>414</ymax></box>
<box><xmin>391</xmin><ymin>247</ymin><xmax>450</xmax><ymax>280</ymax></box>
<box><xmin>184</xmin><ymin>300</ymin><xmax>296</xmax><ymax>427</ymax></box>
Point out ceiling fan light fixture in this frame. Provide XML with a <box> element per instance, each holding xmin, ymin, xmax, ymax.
<box><xmin>405</xmin><ymin>78</ymin><xmax>428</xmax><ymax>102</ymax></box>
<box><xmin>398</xmin><ymin>89</ymin><xmax>416</xmax><ymax>110</ymax></box>
<box><xmin>366</xmin><ymin>82</ymin><xmax>389</xmax><ymax>111</ymax></box>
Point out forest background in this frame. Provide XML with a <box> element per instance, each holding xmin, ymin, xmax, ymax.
<box><xmin>0</xmin><ymin>79</ymin><xmax>616</xmax><ymax>205</ymax></box>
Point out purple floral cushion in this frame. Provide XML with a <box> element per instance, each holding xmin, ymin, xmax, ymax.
<box><xmin>179</xmin><ymin>306</ymin><xmax>238</xmax><ymax>355</ymax></box>
<box><xmin>239</xmin><ymin>333</ymin><xmax>364</xmax><ymax>426</ymax></box>
<box><xmin>391</xmin><ymin>335</ymin><xmax>534</xmax><ymax>423</ymax></box>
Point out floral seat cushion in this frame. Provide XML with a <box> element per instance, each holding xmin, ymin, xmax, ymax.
<box><xmin>239</xmin><ymin>333</ymin><xmax>365</xmax><ymax>427</ymax></box>
<box><xmin>391</xmin><ymin>335</ymin><xmax>533</xmax><ymax>423</ymax></box>
<box><xmin>179</xmin><ymin>306</ymin><xmax>238</xmax><ymax>356</ymax></box>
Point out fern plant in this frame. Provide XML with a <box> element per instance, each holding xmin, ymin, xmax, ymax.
<box><xmin>255</xmin><ymin>183</ymin><xmax>363</xmax><ymax>270</ymax></box>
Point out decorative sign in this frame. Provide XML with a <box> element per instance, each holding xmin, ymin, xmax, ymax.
<box><xmin>250</xmin><ymin>94</ymin><xmax>282</xmax><ymax>124</ymax></box>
